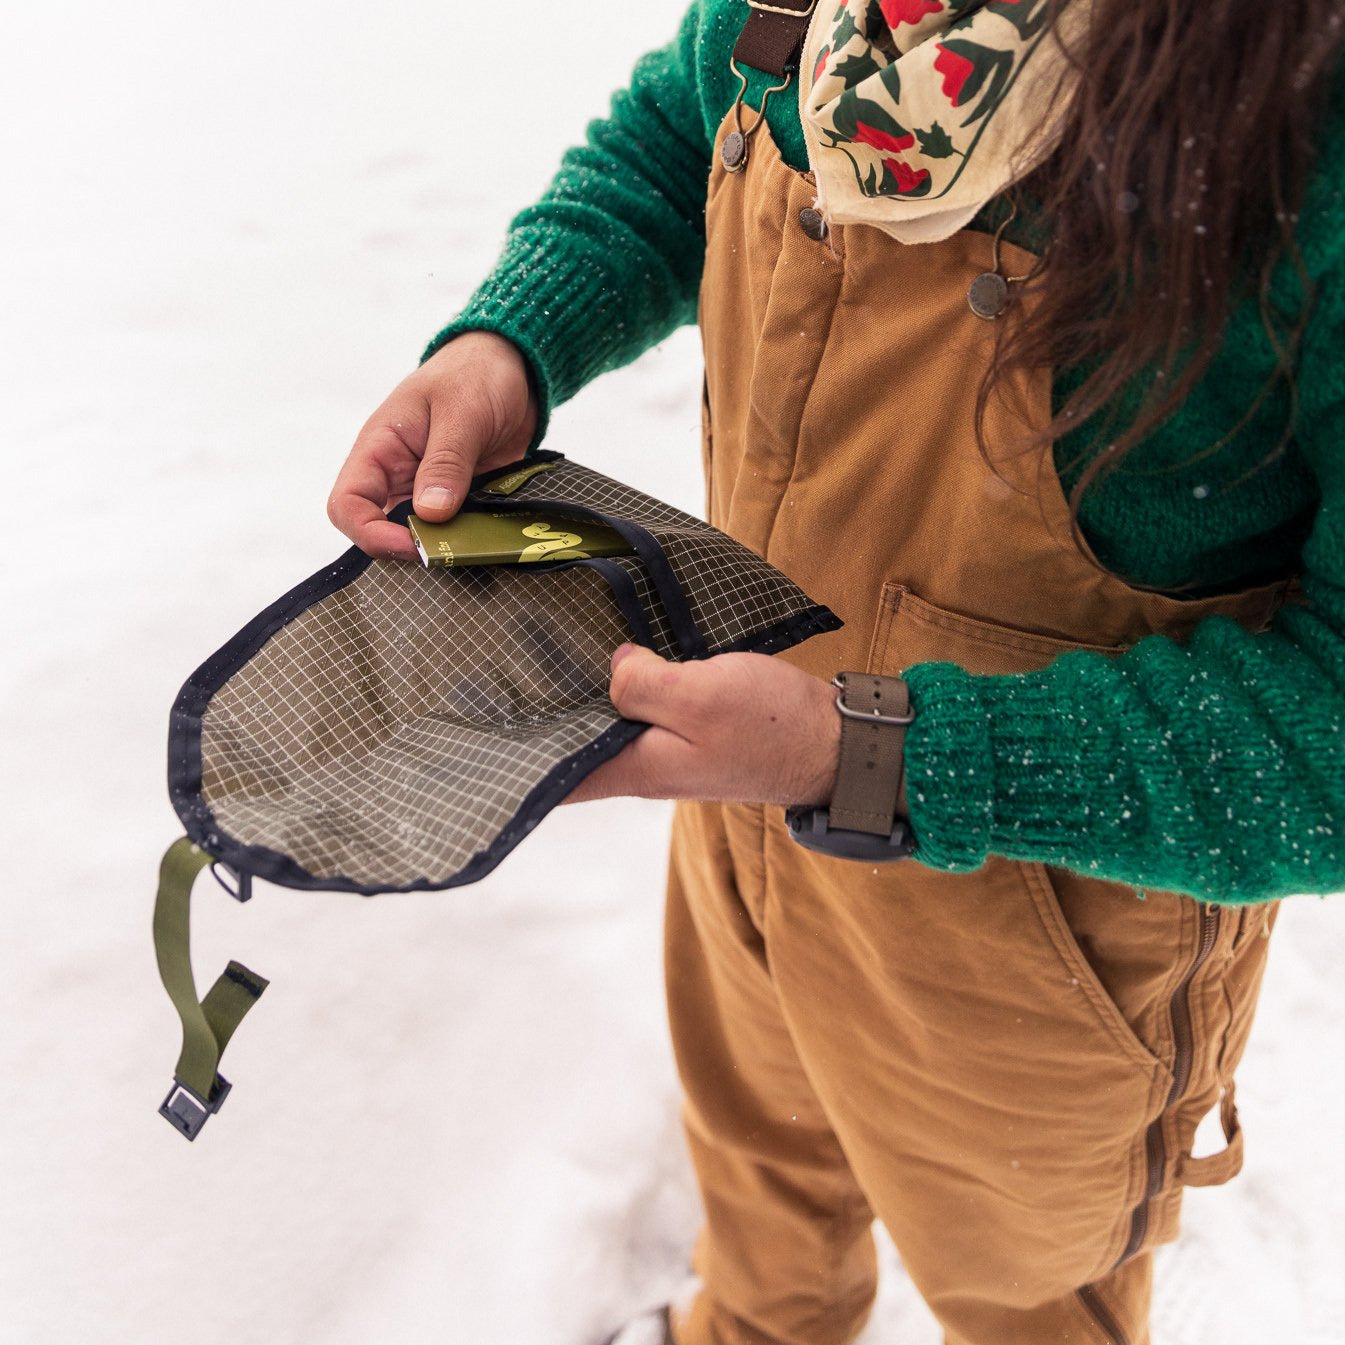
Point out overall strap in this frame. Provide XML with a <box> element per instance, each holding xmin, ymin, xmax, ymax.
<box><xmin>734</xmin><ymin>0</ymin><xmax>818</xmax><ymax>79</ymax></box>
<box><xmin>153</xmin><ymin>837</ymin><xmax>269</xmax><ymax>1140</ymax></box>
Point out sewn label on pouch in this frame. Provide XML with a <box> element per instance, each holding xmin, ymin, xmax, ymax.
<box><xmin>480</xmin><ymin>461</ymin><xmax>561</xmax><ymax>496</ymax></box>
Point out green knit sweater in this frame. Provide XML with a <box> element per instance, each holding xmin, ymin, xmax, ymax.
<box><xmin>426</xmin><ymin>1</ymin><xmax>1345</xmax><ymax>904</ymax></box>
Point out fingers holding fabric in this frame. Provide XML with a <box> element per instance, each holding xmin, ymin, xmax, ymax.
<box><xmin>329</xmin><ymin>331</ymin><xmax>539</xmax><ymax>559</ymax></box>
<box><xmin>329</xmin><ymin>420</ymin><xmax>424</xmax><ymax>560</ymax></box>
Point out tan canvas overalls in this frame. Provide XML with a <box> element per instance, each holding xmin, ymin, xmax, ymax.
<box><xmin>664</xmin><ymin>54</ymin><xmax>1298</xmax><ymax>1345</ymax></box>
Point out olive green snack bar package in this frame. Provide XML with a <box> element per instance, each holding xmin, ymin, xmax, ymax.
<box><xmin>407</xmin><ymin>507</ymin><xmax>635</xmax><ymax>567</ymax></box>
<box><xmin>153</xmin><ymin>451</ymin><xmax>841</xmax><ymax>1139</ymax></box>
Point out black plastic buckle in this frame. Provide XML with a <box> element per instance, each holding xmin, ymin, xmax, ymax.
<box><xmin>159</xmin><ymin>1074</ymin><xmax>232</xmax><ymax>1141</ymax></box>
<box><xmin>784</xmin><ymin>806</ymin><xmax>915</xmax><ymax>862</ymax></box>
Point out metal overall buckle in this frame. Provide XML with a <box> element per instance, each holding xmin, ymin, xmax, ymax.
<box><xmin>721</xmin><ymin>0</ymin><xmax>818</xmax><ymax>172</ymax></box>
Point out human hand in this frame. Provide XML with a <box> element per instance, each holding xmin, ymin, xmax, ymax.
<box><xmin>328</xmin><ymin>331</ymin><xmax>539</xmax><ymax>560</ymax></box>
<box><xmin>566</xmin><ymin>644</ymin><xmax>841</xmax><ymax>807</ymax></box>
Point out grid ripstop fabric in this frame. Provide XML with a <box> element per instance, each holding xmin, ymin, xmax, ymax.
<box><xmin>175</xmin><ymin>455</ymin><xmax>840</xmax><ymax>893</ymax></box>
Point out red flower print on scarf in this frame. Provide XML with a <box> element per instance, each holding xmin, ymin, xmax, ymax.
<box><xmin>933</xmin><ymin>42</ymin><xmax>975</xmax><ymax>105</ymax></box>
<box><xmin>880</xmin><ymin>0</ymin><xmax>944</xmax><ymax>26</ymax></box>
<box><xmin>814</xmin><ymin>46</ymin><xmax>832</xmax><ymax>83</ymax></box>
<box><xmin>854</xmin><ymin>120</ymin><xmax>916</xmax><ymax>153</ymax></box>
<box><xmin>883</xmin><ymin>156</ymin><xmax>931</xmax><ymax>193</ymax></box>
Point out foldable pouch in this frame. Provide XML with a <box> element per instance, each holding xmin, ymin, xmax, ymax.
<box><xmin>154</xmin><ymin>452</ymin><xmax>840</xmax><ymax>1137</ymax></box>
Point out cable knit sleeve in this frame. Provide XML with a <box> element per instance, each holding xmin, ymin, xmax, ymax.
<box><xmin>422</xmin><ymin>3</ymin><xmax>712</xmax><ymax>445</ymax></box>
<box><xmin>901</xmin><ymin>203</ymin><xmax>1345</xmax><ymax>905</ymax></box>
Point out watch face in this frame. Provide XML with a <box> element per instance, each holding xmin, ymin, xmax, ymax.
<box><xmin>785</xmin><ymin>806</ymin><xmax>914</xmax><ymax>862</ymax></box>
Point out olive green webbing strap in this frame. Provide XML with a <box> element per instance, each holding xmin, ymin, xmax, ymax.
<box><xmin>154</xmin><ymin>837</ymin><xmax>268</xmax><ymax>1140</ymax></box>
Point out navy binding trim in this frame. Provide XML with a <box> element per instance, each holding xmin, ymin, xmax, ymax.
<box><xmin>569</xmin><ymin>557</ymin><xmax>659</xmax><ymax>652</ymax></box>
<box><xmin>167</xmin><ymin>453</ymin><xmax>843</xmax><ymax>897</ymax></box>
<box><xmin>170</xmin><ymin>605</ymin><xmax>841</xmax><ymax>897</ymax></box>
<box><xmin>467</xmin><ymin>490</ymin><xmax>711</xmax><ymax>661</ymax></box>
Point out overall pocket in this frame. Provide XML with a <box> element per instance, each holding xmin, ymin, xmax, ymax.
<box><xmin>868</xmin><ymin>581</ymin><xmax>1125</xmax><ymax>677</ymax></box>
<box><xmin>867</xmin><ymin>580</ymin><xmax>1183</xmax><ymax>1078</ymax></box>
<box><xmin>863</xmin><ymin>577</ymin><xmax>1286</xmax><ymax>1267</ymax></box>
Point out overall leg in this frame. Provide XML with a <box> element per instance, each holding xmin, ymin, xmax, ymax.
<box><xmin>755</xmin><ymin>813</ymin><xmax>1241</xmax><ymax>1345</ymax></box>
<box><xmin>665</xmin><ymin>800</ymin><xmax>877</xmax><ymax>1345</ymax></box>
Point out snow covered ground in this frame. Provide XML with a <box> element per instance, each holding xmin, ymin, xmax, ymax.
<box><xmin>2</xmin><ymin>4</ymin><xmax>1344</xmax><ymax>1343</ymax></box>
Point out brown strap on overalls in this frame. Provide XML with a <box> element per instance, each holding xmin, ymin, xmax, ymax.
<box><xmin>733</xmin><ymin>0</ymin><xmax>817</xmax><ymax>78</ymax></box>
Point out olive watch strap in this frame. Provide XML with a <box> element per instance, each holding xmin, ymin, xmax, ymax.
<box><xmin>785</xmin><ymin>673</ymin><xmax>915</xmax><ymax>861</ymax></box>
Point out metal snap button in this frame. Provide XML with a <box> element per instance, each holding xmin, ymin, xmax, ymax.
<box><xmin>968</xmin><ymin>271</ymin><xmax>1009</xmax><ymax>320</ymax></box>
<box><xmin>798</xmin><ymin>207</ymin><xmax>828</xmax><ymax>241</ymax></box>
<box><xmin>721</xmin><ymin>131</ymin><xmax>747</xmax><ymax>172</ymax></box>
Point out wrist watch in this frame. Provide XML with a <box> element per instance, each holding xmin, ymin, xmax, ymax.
<box><xmin>785</xmin><ymin>672</ymin><xmax>915</xmax><ymax>861</ymax></box>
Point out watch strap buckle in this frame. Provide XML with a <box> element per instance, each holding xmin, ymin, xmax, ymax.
<box><xmin>832</xmin><ymin>673</ymin><xmax>915</xmax><ymax>727</ymax></box>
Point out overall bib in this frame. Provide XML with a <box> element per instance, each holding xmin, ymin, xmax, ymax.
<box><xmin>664</xmin><ymin>98</ymin><xmax>1296</xmax><ymax>1345</ymax></box>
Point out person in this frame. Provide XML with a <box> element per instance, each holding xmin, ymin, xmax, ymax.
<box><xmin>327</xmin><ymin>2</ymin><xmax>1345</xmax><ymax>1341</ymax></box>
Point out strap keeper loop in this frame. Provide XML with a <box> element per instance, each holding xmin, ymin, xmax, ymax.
<box><xmin>210</xmin><ymin>862</ymin><xmax>253</xmax><ymax>903</ymax></box>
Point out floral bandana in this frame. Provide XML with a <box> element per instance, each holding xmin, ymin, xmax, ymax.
<box><xmin>800</xmin><ymin>0</ymin><xmax>1089</xmax><ymax>244</ymax></box>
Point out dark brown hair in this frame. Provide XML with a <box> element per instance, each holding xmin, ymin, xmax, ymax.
<box><xmin>982</xmin><ymin>0</ymin><xmax>1345</xmax><ymax>578</ymax></box>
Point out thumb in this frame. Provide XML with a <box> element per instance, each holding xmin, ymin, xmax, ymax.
<box><xmin>412</xmin><ymin>403</ymin><xmax>491</xmax><ymax>522</ymax></box>
<box><xmin>609</xmin><ymin>644</ymin><xmax>681</xmax><ymax>724</ymax></box>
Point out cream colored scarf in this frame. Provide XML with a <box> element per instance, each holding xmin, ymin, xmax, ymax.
<box><xmin>800</xmin><ymin>0</ymin><xmax>1088</xmax><ymax>244</ymax></box>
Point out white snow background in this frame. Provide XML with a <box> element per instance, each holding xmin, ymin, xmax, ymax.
<box><xmin>2</xmin><ymin>3</ymin><xmax>1344</xmax><ymax>1343</ymax></box>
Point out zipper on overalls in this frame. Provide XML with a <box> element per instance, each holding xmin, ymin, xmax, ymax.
<box><xmin>1126</xmin><ymin>901</ymin><xmax>1222</xmax><ymax>1257</ymax></box>
<box><xmin>1077</xmin><ymin>901</ymin><xmax>1223</xmax><ymax>1344</ymax></box>
<box><xmin>1076</xmin><ymin>1282</ymin><xmax>1129</xmax><ymax>1345</ymax></box>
